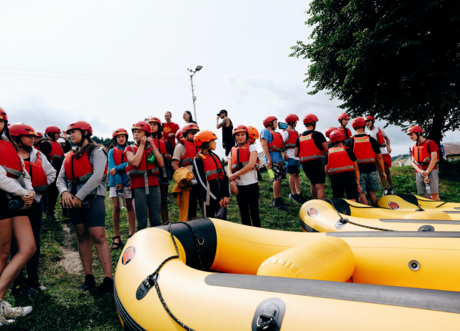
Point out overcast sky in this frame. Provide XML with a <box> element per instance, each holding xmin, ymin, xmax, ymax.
<box><xmin>1</xmin><ymin>1</ymin><xmax>458</xmax><ymax>156</ymax></box>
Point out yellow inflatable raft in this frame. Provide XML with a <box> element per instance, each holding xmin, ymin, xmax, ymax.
<box><xmin>115</xmin><ymin>218</ymin><xmax>460</xmax><ymax>330</ymax></box>
<box><xmin>379</xmin><ymin>194</ymin><xmax>460</xmax><ymax>220</ymax></box>
<box><xmin>299</xmin><ymin>198</ymin><xmax>460</xmax><ymax>232</ymax></box>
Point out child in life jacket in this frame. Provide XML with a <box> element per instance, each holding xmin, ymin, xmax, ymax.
<box><xmin>108</xmin><ymin>128</ymin><xmax>135</xmax><ymax>250</ymax></box>
<box><xmin>283</xmin><ymin>114</ymin><xmax>305</xmax><ymax>204</ymax></box>
<box><xmin>407</xmin><ymin>125</ymin><xmax>440</xmax><ymax>201</ymax></box>
<box><xmin>9</xmin><ymin>123</ymin><xmax>56</xmax><ymax>296</ymax></box>
<box><xmin>227</xmin><ymin>125</ymin><xmax>260</xmax><ymax>227</ymax></box>
<box><xmin>0</xmin><ymin>109</ymin><xmax>36</xmax><ymax>324</ymax></box>
<box><xmin>57</xmin><ymin>120</ymin><xmax>113</xmax><ymax>293</ymax></box>
<box><xmin>324</xmin><ymin>130</ymin><xmax>361</xmax><ymax>201</ymax></box>
<box><xmin>148</xmin><ymin>117</ymin><xmax>173</xmax><ymax>225</ymax></box>
<box><xmin>193</xmin><ymin>130</ymin><xmax>230</xmax><ymax>218</ymax></box>
<box><xmin>172</xmin><ymin>123</ymin><xmax>202</xmax><ymax>220</ymax></box>
<box><xmin>125</xmin><ymin>121</ymin><xmax>164</xmax><ymax>230</ymax></box>
<box><xmin>247</xmin><ymin>126</ymin><xmax>263</xmax><ymax>181</ymax></box>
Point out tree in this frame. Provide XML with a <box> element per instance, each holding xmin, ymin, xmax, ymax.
<box><xmin>290</xmin><ymin>0</ymin><xmax>460</xmax><ymax>149</ymax></box>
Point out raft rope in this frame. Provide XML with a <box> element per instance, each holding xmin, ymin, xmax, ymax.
<box><xmin>325</xmin><ymin>199</ymin><xmax>394</xmax><ymax>232</ymax></box>
<box><xmin>143</xmin><ymin>222</ymin><xmax>204</xmax><ymax>331</ymax></box>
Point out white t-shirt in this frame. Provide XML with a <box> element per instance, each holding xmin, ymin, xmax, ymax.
<box><xmin>366</xmin><ymin>126</ymin><xmax>388</xmax><ymax>154</ymax></box>
<box><xmin>227</xmin><ymin>144</ymin><xmax>258</xmax><ymax>186</ymax></box>
<box><xmin>282</xmin><ymin>131</ymin><xmax>299</xmax><ymax>160</ymax></box>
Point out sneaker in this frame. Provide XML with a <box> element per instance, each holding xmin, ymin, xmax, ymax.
<box><xmin>93</xmin><ymin>277</ymin><xmax>114</xmax><ymax>294</ymax></box>
<box><xmin>80</xmin><ymin>274</ymin><xmax>96</xmax><ymax>291</ymax></box>
<box><xmin>389</xmin><ymin>187</ymin><xmax>395</xmax><ymax>195</ymax></box>
<box><xmin>46</xmin><ymin>211</ymin><xmax>59</xmax><ymax>223</ymax></box>
<box><xmin>296</xmin><ymin>194</ymin><xmax>307</xmax><ymax>203</ymax></box>
<box><xmin>28</xmin><ymin>279</ymin><xmax>47</xmax><ymax>293</ymax></box>
<box><xmin>382</xmin><ymin>188</ymin><xmax>389</xmax><ymax>196</ymax></box>
<box><xmin>1</xmin><ymin>300</ymin><xmax>33</xmax><ymax>319</ymax></box>
<box><xmin>0</xmin><ymin>300</ymin><xmax>14</xmax><ymax>326</ymax></box>
<box><xmin>11</xmin><ymin>282</ymin><xmax>37</xmax><ymax>296</ymax></box>
<box><xmin>289</xmin><ymin>193</ymin><xmax>300</xmax><ymax>203</ymax></box>
<box><xmin>274</xmin><ymin>198</ymin><xmax>288</xmax><ymax>211</ymax></box>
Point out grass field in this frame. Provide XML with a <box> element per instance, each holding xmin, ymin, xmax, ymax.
<box><xmin>4</xmin><ymin>162</ymin><xmax>460</xmax><ymax>330</ymax></box>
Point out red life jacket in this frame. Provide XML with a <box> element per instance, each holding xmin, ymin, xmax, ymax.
<box><xmin>413</xmin><ymin>139</ymin><xmax>439</xmax><ymax>167</ymax></box>
<box><xmin>125</xmin><ymin>145</ymin><xmax>159</xmax><ymax>178</ymax></box>
<box><xmin>198</xmin><ymin>153</ymin><xmax>225</xmax><ymax>181</ymax></box>
<box><xmin>352</xmin><ymin>136</ymin><xmax>376</xmax><ymax>164</ymax></box>
<box><xmin>298</xmin><ymin>132</ymin><xmax>325</xmax><ymax>163</ymax></box>
<box><xmin>48</xmin><ymin>141</ymin><xmax>65</xmax><ymax>161</ymax></box>
<box><xmin>326</xmin><ymin>146</ymin><xmax>355</xmax><ymax>175</ymax></box>
<box><xmin>181</xmin><ymin>140</ymin><xmax>199</xmax><ymax>167</ymax></box>
<box><xmin>267</xmin><ymin>129</ymin><xmax>284</xmax><ymax>152</ymax></box>
<box><xmin>0</xmin><ymin>140</ymin><xmax>24</xmax><ymax>178</ymax></box>
<box><xmin>376</xmin><ymin>128</ymin><xmax>386</xmax><ymax>147</ymax></box>
<box><xmin>153</xmin><ymin>137</ymin><xmax>168</xmax><ymax>155</ymax></box>
<box><xmin>64</xmin><ymin>149</ymin><xmax>108</xmax><ymax>183</ymax></box>
<box><xmin>284</xmin><ymin>129</ymin><xmax>299</xmax><ymax>149</ymax></box>
<box><xmin>24</xmin><ymin>151</ymin><xmax>48</xmax><ymax>193</ymax></box>
<box><xmin>339</xmin><ymin>128</ymin><xmax>352</xmax><ymax>140</ymax></box>
<box><xmin>113</xmin><ymin>146</ymin><xmax>126</xmax><ymax>166</ymax></box>
<box><xmin>231</xmin><ymin>142</ymin><xmax>253</xmax><ymax>172</ymax></box>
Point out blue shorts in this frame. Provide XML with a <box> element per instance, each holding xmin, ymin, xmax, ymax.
<box><xmin>286</xmin><ymin>159</ymin><xmax>300</xmax><ymax>174</ymax></box>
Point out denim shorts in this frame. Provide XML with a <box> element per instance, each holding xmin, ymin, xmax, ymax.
<box><xmin>286</xmin><ymin>159</ymin><xmax>300</xmax><ymax>174</ymax></box>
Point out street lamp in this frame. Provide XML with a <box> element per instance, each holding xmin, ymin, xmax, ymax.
<box><xmin>187</xmin><ymin>65</ymin><xmax>203</xmax><ymax>122</ymax></box>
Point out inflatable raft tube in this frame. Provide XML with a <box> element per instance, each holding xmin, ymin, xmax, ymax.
<box><xmin>379</xmin><ymin>194</ymin><xmax>460</xmax><ymax>220</ymax></box>
<box><xmin>299</xmin><ymin>199</ymin><xmax>460</xmax><ymax>232</ymax></box>
<box><xmin>115</xmin><ymin>218</ymin><xmax>460</xmax><ymax>330</ymax></box>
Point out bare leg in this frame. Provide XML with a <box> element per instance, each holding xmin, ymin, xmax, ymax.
<box><xmin>359</xmin><ymin>192</ymin><xmax>369</xmax><ymax>205</ymax></box>
<box><xmin>385</xmin><ymin>168</ymin><xmax>394</xmax><ymax>187</ymax></box>
<box><xmin>74</xmin><ymin>224</ymin><xmax>93</xmax><ymax>275</ymax></box>
<box><xmin>289</xmin><ymin>174</ymin><xmax>296</xmax><ymax>195</ymax></box>
<box><xmin>273</xmin><ymin>180</ymin><xmax>281</xmax><ymax>199</ymax></box>
<box><xmin>295</xmin><ymin>174</ymin><xmax>301</xmax><ymax>195</ymax></box>
<box><xmin>159</xmin><ymin>185</ymin><xmax>169</xmax><ymax>225</ymax></box>
<box><xmin>368</xmin><ymin>191</ymin><xmax>378</xmax><ymax>206</ymax></box>
<box><xmin>310</xmin><ymin>184</ymin><xmax>318</xmax><ymax>199</ymax></box>
<box><xmin>316</xmin><ymin>184</ymin><xmax>325</xmax><ymax>199</ymax></box>
<box><xmin>125</xmin><ymin>199</ymin><xmax>135</xmax><ymax>236</ymax></box>
<box><xmin>111</xmin><ymin>197</ymin><xmax>121</xmax><ymax>246</ymax></box>
<box><xmin>89</xmin><ymin>227</ymin><xmax>113</xmax><ymax>278</ymax></box>
<box><xmin>0</xmin><ymin>216</ymin><xmax>35</xmax><ymax>299</ymax></box>
<box><xmin>379</xmin><ymin>172</ymin><xmax>387</xmax><ymax>189</ymax></box>
<box><xmin>0</xmin><ymin>218</ymin><xmax>12</xmax><ymax>285</ymax></box>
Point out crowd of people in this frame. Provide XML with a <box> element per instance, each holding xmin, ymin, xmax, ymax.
<box><xmin>0</xmin><ymin>106</ymin><xmax>440</xmax><ymax>325</ymax></box>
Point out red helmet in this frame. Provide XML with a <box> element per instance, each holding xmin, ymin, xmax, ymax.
<box><xmin>45</xmin><ymin>125</ymin><xmax>61</xmax><ymax>135</ymax></box>
<box><xmin>352</xmin><ymin>117</ymin><xmax>366</xmax><ymax>130</ymax></box>
<box><xmin>303</xmin><ymin>114</ymin><xmax>319</xmax><ymax>125</ymax></box>
<box><xmin>132</xmin><ymin>121</ymin><xmax>152</xmax><ymax>135</ymax></box>
<box><xmin>147</xmin><ymin>117</ymin><xmax>162</xmax><ymax>126</ymax></box>
<box><xmin>194</xmin><ymin>130</ymin><xmax>218</xmax><ymax>147</ymax></box>
<box><xmin>232</xmin><ymin>125</ymin><xmax>248</xmax><ymax>136</ymax></box>
<box><xmin>407</xmin><ymin>125</ymin><xmax>423</xmax><ymax>135</ymax></box>
<box><xmin>247</xmin><ymin>126</ymin><xmax>259</xmax><ymax>140</ymax></box>
<box><xmin>36</xmin><ymin>132</ymin><xmax>44</xmax><ymax>138</ymax></box>
<box><xmin>325</xmin><ymin>127</ymin><xmax>338</xmax><ymax>138</ymax></box>
<box><xmin>338</xmin><ymin>113</ymin><xmax>350</xmax><ymax>121</ymax></box>
<box><xmin>330</xmin><ymin>130</ymin><xmax>346</xmax><ymax>144</ymax></box>
<box><xmin>112</xmin><ymin>128</ymin><xmax>129</xmax><ymax>139</ymax></box>
<box><xmin>285</xmin><ymin>114</ymin><xmax>299</xmax><ymax>123</ymax></box>
<box><xmin>0</xmin><ymin>107</ymin><xmax>7</xmax><ymax>121</ymax></box>
<box><xmin>263</xmin><ymin>116</ymin><xmax>277</xmax><ymax>128</ymax></box>
<box><xmin>176</xmin><ymin>128</ymin><xmax>184</xmax><ymax>143</ymax></box>
<box><xmin>8</xmin><ymin>123</ymin><xmax>37</xmax><ymax>137</ymax></box>
<box><xmin>183</xmin><ymin>123</ymin><xmax>200</xmax><ymax>134</ymax></box>
<box><xmin>66</xmin><ymin>121</ymin><xmax>93</xmax><ymax>135</ymax></box>
<box><xmin>365</xmin><ymin>115</ymin><xmax>375</xmax><ymax>122</ymax></box>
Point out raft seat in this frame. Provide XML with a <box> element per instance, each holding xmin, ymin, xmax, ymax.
<box><xmin>257</xmin><ymin>237</ymin><xmax>355</xmax><ymax>282</ymax></box>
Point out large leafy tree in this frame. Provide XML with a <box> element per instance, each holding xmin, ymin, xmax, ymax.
<box><xmin>290</xmin><ymin>0</ymin><xmax>460</xmax><ymax>148</ymax></box>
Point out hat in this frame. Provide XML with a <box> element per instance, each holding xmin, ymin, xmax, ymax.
<box><xmin>216</xmin><ymin>109</ymin><xmax>228</xmax><ymax>116</ymax></box>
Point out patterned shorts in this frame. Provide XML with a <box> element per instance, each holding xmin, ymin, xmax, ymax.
<box><xmin>359</xmin><ymin>171</ymin><xmax>381</xmax><ymax>193</ymax></box>
<box><xmin>272</xmin><ymin>161</ymin><xmax>287</xmax><ymax>181</ymax></box>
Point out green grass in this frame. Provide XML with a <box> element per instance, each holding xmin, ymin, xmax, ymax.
<box><xmin>4</xmin><ymin>162</ymin><xmax>460</xmax><ymax>330</ymax></box>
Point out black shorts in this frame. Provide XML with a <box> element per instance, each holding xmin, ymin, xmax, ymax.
<box><xmin>332</xmin><ymin>184</ymin><xmax>359</xmax><ymax>200</ymax></box>
<box><xmin>0</xmin><ymin>191</ymin><xmax>28</xmax><ymax>221</ymax></box>
<box><xmin>68</xmin><ymin>196</ymin><xmax>106</xmax><ymax>228</ymax></box>
<box><xmin>303</xmin><ymin>166</ymin><xmax>326</xmax><ymax>185</ymax></box>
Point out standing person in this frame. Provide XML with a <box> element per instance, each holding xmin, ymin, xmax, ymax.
<box><xmin>365</xmin><ymin>115</ymin><xmax>395</xmax><ymax>195</ymax></box>
<box><xmin>346</xmin><ymin>118</ymin><xmax>386</xmax><ymax>206</ymax></box>
<box><xmin>407</xmin><ymin>126</ymin><xmax>440</xmax><ymax>201</ymax></box>
<box><xmin>325</xmin><ymin>127</ymin><xmax>338</xmax><ymax>149</ymax></box>
<box><xmin>183</xmin><ymin>110</ymin><xmax>197</xmax><ymax>125</ymax></box>
<box><xmin>193</xmin><ymin>130</ymin><xmax>230</xmax><ymax>218</ymax></box>
<box><xmin>163</xmin><ymin>111</ymin><xmax>180</xmax><ymax>149</ymax></box>
<box><xmin>216</xmin><ymin>109</ymin><xmax>234</xmax><ymax>156</ymax></box>
<box><xmin>33</xmin><ymin>132</ymin><xmax>43</xmax><ymax>150</ymax></box>
<box><xmin>227</xmin><ymin>125</ymin><xmax>261</xmax><ymax>227</ymax></box>
<box><xmin>324</xmin><ymin>130</ymin><xmax>361</xmax><ymax>201</ymax></box>
<box><xmin>125</xmin><ymin>121</ymin><xmax>164</xmax><ymax>230</ymax></box>
<box><xmin>261</xmin><ymin>116</ymin><xmax>288</xmax><ymax>211</ymax></box>
<box><xmin>295</xmin><ymin>114</ymin><xmax>328</xmax><ymax>200</ymax></box>
<box><xmin>41</xmin><ymin>125</ymin><xmax>72</xmax><ymax>222</ymax></box>
<box><xmin>57</xmin><ymin>120</ymin><xmax>113</xmax><ymax>293</ymax></box>
<box><xmin>337</xmin><ymin>113</ymin><xmax>353</xmax><ymax>141</ymax></box>
<box><xmin>282</xmin><ymin>114</ymin><xmax>305</xmax><ymax>203</ymax></box>
<box><xmin>9</xmin><ymin>123</ymin><xmax>56</xmax><ymax>295</ymax></box>
<box><xmin>172</xmin><ymin>123</ymin><xmax>202</xmax><ymax>220</ymax></box>
<box><xmin>108</xmin><ymin>128</ymin><xmax>135</xmax><ymax>250</ymax></box>
<box><xmin>148</xmin><ymin>117</ymin><xmax>173</xmax><ymax>225</ymax></box>
<box><xmin>247</xmin><ymin>126</ymin><xmax>263</xmax><ymax>181</ymax></box>
<box><xmin>0</xmin><ymin>109</ymin><xmax>35</xmax><ymax>324</ymax></box>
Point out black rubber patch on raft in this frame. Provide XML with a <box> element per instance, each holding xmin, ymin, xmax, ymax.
<box><xmin>379</xmin><ymin>219</ymin><xmax>460</xmax><ymax>224</ymax></box>
<box><xmin>205</xmin><ymin>274</ymin><xmax>460</xmax><ymax>313</ymax></box>
<box><xmin>326</xmin><ymin>231</ymin><xmax>460</xmax><ymax>238</ymax></box>
<box><xmin>157</xmin><ymin>218</ymin><xmax>217</xmax><ymax>271</ymax></box>
<box><xmin>298</xmin><ymin>216</ymin><xmax>319</xmax><ymax>232</ymax></box>
<box><xmin>114</xmin><ymin>283</ymin><xmax>146</xmax><ymax>331</ymax></box>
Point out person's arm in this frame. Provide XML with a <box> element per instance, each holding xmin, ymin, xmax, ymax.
<box><xmin>353</xmin><ymin>160</ymin><xmax>361</xmax><ymax>193</ymax></box>
<box><xmin>375</xmin><ymin>153</ymin><xmax>386</xmax><ymax>179</ymax></box>
<box><xmin>384</xmin><ymin>136</ymin><xmax>392</xmax><ymax>154</ymax></box>
<box><xmin>74</xmin><ymin>149</ymin><xmax>107</xmax><ymax>202</ymax></box>
<box><xmin>148</xmin><ymin>137</ymin><xmax>164</xmax><ymax>168</ymax></box>
<box><xmin>62</xmin><ymin>139</ymin><xmax>72</xmax><ymax>153</ymax></box>
<box><xmin>321</xmin><ymin>141</ymin><xmax>329</xmax><ymax>152</ymax></box>
<box><xmin>294</xmin><ymin>137</ymin><xmax>300</xmax><ymax>157</ymax></box>
<box><xmin>426</xmin><ymin>151</ymin><xmax>438</xmax><ymax>175</ymax></box>
<box><xmin>232</xmin><ymin>150</ymin><xmax>257</xmax><ymax>178</ymax></box>
<box><xmin>127</xmin><ymin>140</ymin><xmax>146</xmax><ymax>168</ymax></box>
<box><xmin>216</xmin><ymin>117</ymin><xmax>227</xmax><ymax>129</ymax></box>
<box><xmin>261</xmin><ymin>139</ymin><xmax>272</xmax><ymax>169</ymax></box>
<box><xmin>193</xmin><ymin>157</ymin><xmax>217</xmax><ymax>200</ymax></box>
<box><xmin>56</xmin><ymin>160</ymin><xmax>70</xmax><ymax>196</ymax></box>
<box><xmin>39</xmin><ymin>151</ymin><xmax>57</xmax><ymax>185</ymax></box>
<box><xmin>227</xmin><ymin>155</ymin><xmax>238</xmax><ymax>195</ymax></box>
<box><xmin>39</xmin><ymin>140</ymin><xmax>52</xmax><ymax>156</ymax></box>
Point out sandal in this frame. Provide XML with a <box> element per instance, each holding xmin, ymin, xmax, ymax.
<box><xmin>110</xmin><ymin>236</ymin><xmax>122</xmax><ymax>250</ymax></box>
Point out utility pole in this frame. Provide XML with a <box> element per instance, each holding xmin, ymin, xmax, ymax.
<box><xmin>187</xmin><ymin>65</ymin><xmax>203</xmax><ymax>122</ymax></box>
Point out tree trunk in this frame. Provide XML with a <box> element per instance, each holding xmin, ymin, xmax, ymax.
<box><xmin>427</xmin><ymin>109</ymin><xmax>448</xmax><ymax>164</ymax></box>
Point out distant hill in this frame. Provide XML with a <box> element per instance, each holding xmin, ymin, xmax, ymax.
<box><xmin>391</xmin><ymin>154</ymin><xmax>409</xmax><ymax>162</ymax></box>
